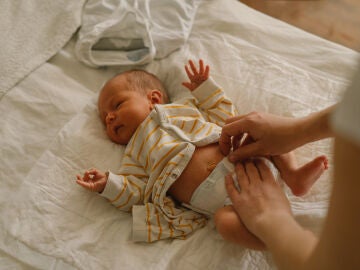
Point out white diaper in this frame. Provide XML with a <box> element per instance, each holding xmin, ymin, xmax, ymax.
<box><xmin>182</xmin><ymin>157</ymin><xmax>281</xmax><ymax>216</ymax></box>
<box><xmin>182</xmin><ymin>158</ymin><xmax>235</xmax><ymax>216</ymax></box>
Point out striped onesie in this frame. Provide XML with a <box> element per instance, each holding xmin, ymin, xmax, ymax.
<box><xmin>100</xmin><ymin>77</ymin><xmax>237</xmax><ymax>242</ymax></box>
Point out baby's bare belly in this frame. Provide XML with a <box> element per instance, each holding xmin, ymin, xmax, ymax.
<box><xmin>167</xmin><ymin>143</ymin><xmax>226</xmax><ymax>204</ymax></box>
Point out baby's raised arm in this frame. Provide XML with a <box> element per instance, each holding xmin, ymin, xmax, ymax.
<box><xmin>182</xmin><ymin>59</ymin><xmax>210</xmax><ymax>91</ymax></box>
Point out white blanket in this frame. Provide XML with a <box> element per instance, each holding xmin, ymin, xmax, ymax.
<box><xmin>75</xmin><ymin>0</ymin><xmax>201</xmax><ymax>67</ymax></box>
<box><xmin>0</xmin><ymin>0</ymin><xmax>86</xmax><ymax>99</ymax></box>
<box><xmin>1</xmin><ymin>0</ymin><xmax>359</xmax><ymax>269</ymax></box>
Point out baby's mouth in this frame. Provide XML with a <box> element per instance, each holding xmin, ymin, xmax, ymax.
<box><xmin>114</xmin><ymin>125</ymin><xmax>123</xmax><ymax>134</ymax></box>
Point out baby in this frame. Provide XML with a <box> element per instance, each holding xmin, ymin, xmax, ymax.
<box><xmin>76</xmin><ymin>60</ymin><xmax>328</xmax><ymax>249</ymax></box>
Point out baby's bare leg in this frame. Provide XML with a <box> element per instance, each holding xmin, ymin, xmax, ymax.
<box><xmin>271</xmin><ymin>152</ymin><xmax>328</xmax><ymax>196</ymax></box>
<box><xmin>214</xmin><ymin>205</ymin><xmax>266</xmax><ymax>250</ymax></box>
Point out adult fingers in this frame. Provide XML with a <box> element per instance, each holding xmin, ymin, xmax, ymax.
<box><xmin>229</xmin><ymin>142</ymin><xmax>261</xmax><ymax>162</ymax></box>
<box><xmin>225</xmin><ymin>174</ymin><xmax>239</xmax><ymax>200</ymax></box>
<box><xmin>234</xmin><ymin>163</ymin><xmax>249</xmax><ymax>189</ymax></box>
<box><xmin>244</xmin><ymin>161</ymin><xmax>262</xmax><ymax>184</ymax></box>
<box><xmin>224</xmin><ymin>114</ymin><xmax>248</xmax><ymax>125</ymax></box>
<box><xmin>255</xmin><ymin>159</ymin><xmax>276</xmax><ymax>184</ymax></box>
<box><xmin>223</xmin><ymin>119</ymin><xmax>251</xmax><ymax>137</ymax></box>
<box><xmin>220</xmin><ymin>117</ymin><xmax>251</xmax><ymax>153</ymax></box>
<box><xmin>231</xmin><ymin>134</ymin><xmax>244</xmax><ymax>151</ymax></box>
<box><xmin>241</xmin><ymin>134</ymin><xmax>255</xmax><ymax>146</ymax></box>
<box><xmin>219</xmin><ymin>131</ymin><xmax>233</xmax><ymax>155</ymax></box>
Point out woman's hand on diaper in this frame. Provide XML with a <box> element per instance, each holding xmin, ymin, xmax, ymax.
<box><xmin>220</xmin><ymin>111</ymin><xmax>302</xmax><ymax>162</ymax></box>
<box><xmin>225</xmin><ymin>159</ymin><xmax>292</xmax><ymax>242</ymax></box>
<box><xmin>182</xmin><ymin>59</ymin><xmax>209</xmax><ymax>91</ymax></box>
<box><xmin>76</xmin><ymin>168</ymin><xmax>108</xmax><ymax>193</ymax></box>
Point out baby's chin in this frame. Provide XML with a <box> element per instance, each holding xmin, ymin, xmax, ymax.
<box><xmin>107</xmin><ymin>126</ymin><xmax>135</xmax><ymax>145</ymax></box>
<box><xmin>110</xmin><ymin>137</ymin><xmax>129</xmax><ymax>145</ymax></box>
<box><xmin>109</xmin><ymin>134</ymin><xmax>131</xmax><ymax>145</ymax></box>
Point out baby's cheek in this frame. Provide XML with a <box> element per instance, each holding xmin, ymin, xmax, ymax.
<box><xmin>106</xmin><ymin>127</ymin><xmax>115</xmax><ymax>141</ymax></box>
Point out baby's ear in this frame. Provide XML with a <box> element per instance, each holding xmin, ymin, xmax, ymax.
<box><xmin>148</xmin><ymin>89</ymin><xmax>164</xmax><ymax>105</ymax></box>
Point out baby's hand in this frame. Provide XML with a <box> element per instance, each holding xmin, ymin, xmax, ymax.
<box><xmin>182</xmin><ymin>59</ymin><xmax>210</xmax><ymax>91</ymax></box>
<box><xmin>76</xmin><ymin>168</ymin><xmax>107</xmax><ymax>193</ymax></box>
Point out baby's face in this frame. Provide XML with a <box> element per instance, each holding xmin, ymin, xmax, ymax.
<box><xmin>98</xmin><ymin>76</ymin><xmax>153</xmax><ymax>144</ymax></box>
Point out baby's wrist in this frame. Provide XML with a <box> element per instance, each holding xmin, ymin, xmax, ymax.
<box><xmin>98</xmin><ymin>172</ymin><xmax>109</xmax><ymax>194</ymax></box>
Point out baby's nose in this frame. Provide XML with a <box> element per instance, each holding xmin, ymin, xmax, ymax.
<box><xmin>105</xmin><ymin>112</ymin><xmax>116</xmax><ymax>124</ymax></box>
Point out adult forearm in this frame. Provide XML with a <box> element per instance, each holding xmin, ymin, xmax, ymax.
<box><xmin>294</xmin><ymin>105</ymin><xmax>335</xmax><ymax>147</ymax></box>
<box><xmin>259</xmin><ymin>216</ymin><xmax>318</xmax><ymax>270</ymax></box>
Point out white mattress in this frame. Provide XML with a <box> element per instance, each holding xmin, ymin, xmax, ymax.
<box><xmin>1</xmin><ymin>1</ymin><xmax>359</xmax><ymax>269</ymax></box>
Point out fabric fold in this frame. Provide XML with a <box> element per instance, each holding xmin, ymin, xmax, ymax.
<box><xmin>0</xmin><ymin>0</ymin><xmax>86</xmax><ymax>99</ymax></box>
<box><xmin>75</xmin><ymin>0</ymin><xmax>201</xmax><ymax>67</ymax></box>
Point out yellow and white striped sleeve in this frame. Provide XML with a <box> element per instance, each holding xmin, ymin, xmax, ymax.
<box><xmin>132</xmin><ymin>201</ymin><xmax>208</xmax><ymax>242</ymax></box>
<box><xmin>191</xmin><ymin>77</ymin><xmax>237</xmax><ymax>126</ymax></box>
<box><xmin>100</xmin><ymin>159</ymin><xmax>147</xmax><ymax>212</ymax></box>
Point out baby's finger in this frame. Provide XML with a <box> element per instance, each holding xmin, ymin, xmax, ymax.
<box><xmin>182</xmin><ymin>82</ymin><xmax>193</xmax><ymax>90</ymax></box>
<box><xmin>189</xmin><ymin>60</ymin><xmax>198</xmax><ymax>75</ymax></box>
<box><xmin>204</xmin><ymin>65</ymin><xmax>210</xmax><ymax>78</ymax></box>
<box><xmin>76</xmin><ymin>180</ymin><xmax>90</xmax><ymax>190</ymax></box>
<box><xmin>83</xmin><ymin>171</ymin><xmax>91</xmax><ymax>181</ymax></box>
<box><xmin>185</xmin><ymin>65</ymin><xmax>192</xmax><ymax>78</ymax></box>
<box><xmin>199</xmin><ymin>59</ymin><xmax>204</xmax><ymax>74</ymax></box>
<box><xmin>89</xmin><ymin>168</ymin><xmax>99</xmax><ymax>177</ymax></box>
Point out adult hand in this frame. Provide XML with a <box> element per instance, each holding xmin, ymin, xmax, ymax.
<box><xmin>219</xmin><ymin>112</ymin><xmax>303</xmax><ymax>162</ymax></box>
<box><xmin>225</xmin><ymin>159</ymin><xmax>292</xmax><ymax>240</ymax></box>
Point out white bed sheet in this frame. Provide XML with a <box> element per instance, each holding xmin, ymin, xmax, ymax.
<box><xmin>1</xmin><ymin>1</ymin><xmax>359</xmax><ymax>269</ymax></box>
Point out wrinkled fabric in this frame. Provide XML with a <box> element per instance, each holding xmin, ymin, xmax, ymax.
<box><xmin>0</xmin><ymin>0</ymin><xmax>86</xmax><ymax>98</ymax></box>
<box><xmin>75</xmin><ymin>0</ymin><xmax>202</xmax><ymax>67</ymax></box>
<box><xmin>1</xmin><ymin>0</ymin><xmax>359</xmax><ymax>269</ymax></box>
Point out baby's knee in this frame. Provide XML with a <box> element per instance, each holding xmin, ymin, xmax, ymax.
<box><xmin>214</xmin><ymin>206</ymin><xmax>242</xmax><ymax>243</ymax></box>
<box><xmin>214</xmin><ymin>206</ymin><xmax>266</xmax><ymax>250</ymax></box>
<box><xmin>214</xmin><ymin>206</ymin><xmax>235</xmax><ymax>232</ymax></box>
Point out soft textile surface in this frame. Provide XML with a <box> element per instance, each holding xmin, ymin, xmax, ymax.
<box><xmin>1</xmin><ymin>0</ymin><xmax>359</xmax><ymax>269</ymax></box>
<box><xmin>75</xmin><ymin>0</ymin><xmax>201</xmax><ymax>67</ymax></box>
<box><xmin>0</xmin><ymin>0</ymin><xmax>86</xmax><ymax>99</ymax></box>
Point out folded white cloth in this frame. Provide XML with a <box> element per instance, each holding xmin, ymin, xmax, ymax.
<box><xmin>75</xmin><ymin>0</ymin><xmax>201</xmax><ymax>67</ymax></box>
<box><xmin>0</xmin><ymin>0</ymin><xmax>86</xmax><ymax>98</ymax></box>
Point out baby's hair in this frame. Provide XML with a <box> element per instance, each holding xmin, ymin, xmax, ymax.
<box><xmin>120</xmin><ymin>69</ymin><xmax>169</xmax><ymax>103</ymax></box>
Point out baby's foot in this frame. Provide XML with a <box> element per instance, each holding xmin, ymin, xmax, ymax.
<box><xmin>288</xmin><ymin>155</ymin><xmax>328</xmax><ymax>196</ymax></box>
